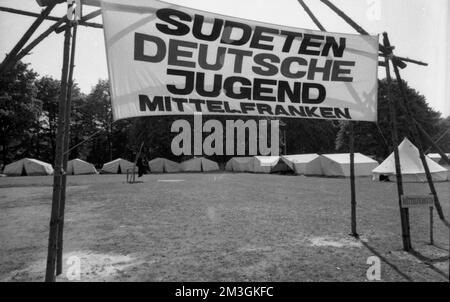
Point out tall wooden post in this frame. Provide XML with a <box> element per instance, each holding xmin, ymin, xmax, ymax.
<box><xmin>384</xmin><ymin>34</ymin><xmax>449</xmax><ymax>228</ymax></box>
<box><xmin>383</xmin><ymin>33</ymin><xmax>412</xmax><ymax>251</ymax></box>
<box><xmin>56</xmin><ymin>22</ymin><xmax>78</xmax><ymax>276</ymax></box>
<box><xmin>349</xmin><ymin>122</ymin><xmax>358</xmax><ymax>237</ymax></box>
<box><xmin>45</xmin><ymin>21</ymin><xmax>72</xmax><ymax>282</ymax></box>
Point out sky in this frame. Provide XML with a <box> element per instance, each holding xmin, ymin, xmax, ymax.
<box><xmin>0</xmin><ymin>0</ymin><xmax>449</xmax><ymax>117</ymax></box>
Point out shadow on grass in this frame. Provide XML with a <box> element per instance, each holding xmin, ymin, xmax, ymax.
<box><xmin>408</xmin><ymin>249</ymin><xmax>449</xmax><ymax>280</ymax></box>
<box><xmin>360</xmin><ymin>240</ymin><xmax>413</xmax><ymax>282</ymax></box>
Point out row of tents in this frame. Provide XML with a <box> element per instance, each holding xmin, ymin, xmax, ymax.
<box><xmin>2</xmin><ymin>139</ymin><xmax>449</xmax><ymax>182</ymax></box>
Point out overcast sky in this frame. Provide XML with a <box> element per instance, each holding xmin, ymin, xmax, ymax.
<box><xmin>0</xmin><ymin>0</ymin><xmax>449</xmax><ymax>117</ymax></box>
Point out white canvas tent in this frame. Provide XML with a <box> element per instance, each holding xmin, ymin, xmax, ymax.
<box><xmin>3</xmin><ymin>158</ymin><xmax>53</xmax><ymax>176</ymax></box>
<box><xmin>251</xmin><ymin>156</ymin><xmax>292</xmax><ymax>174</ymax></box>
<box><xmin>320</xmin><ymin>153</ymin><xmax>378</xmax><ymax>177</ymax></box>
<box><xmin>427</xmin><ymin>153</ymin><xmax>450</xmax><ymax>164</ymax></box>
<box><xmin>101</xmin><ymin>158</ymin><xmax>135</xmax><ymax>174</ymax></box>
<box><xmin>427</xmin><ymin>153</ymin><xmax>442</xmax><ymax>163</ymax></box>
<box><xmin>225</xmin><ymin>157</ymin><xmax>254</xmax><ymax>172</ymax></box>
<box><xmin>148</xmin><ymin>158</ymin><xmax>181</xmax><ymax>173</ymax></box>
<box><xmin>373</xmin><ymin>138</ymin><xmax>449</xmax><ymax>182</ymax></box>
<box><xmin>67</xmin><ymin>159</ymin><xmax>97</xmax><ymax>175</ymax></box>
<box><xmin>180</xmin><ymin>157</ymin><xmax>219</xmax><ymax>172</ymax></box>
<box><xmin>282</xmin><ymin>154</ymin><xmax>323</xmax><ymax>175</ymax></box>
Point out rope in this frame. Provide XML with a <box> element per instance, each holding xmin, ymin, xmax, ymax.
<box><xmin>62</xmin><ymin>119</ymin><xmax>118</xmax><ymax>156</ymax></box>
<box><xmin>376</xmin><ymin>123</ymin><xmax>389</xmax><ymax>148</ymax></box>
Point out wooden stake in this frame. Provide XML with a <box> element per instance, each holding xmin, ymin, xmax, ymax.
<box><xmin>56</xmin><ymin>22</ymin><xmax>78</xmax><ymax>276</ymax></box>
<box><xmin>45</xmin><ymin>21</ymin><xmax>72</xmax><ymax>283</ymax></box>
<box><xmin>349</xmin><ymin>122</ymin><xmax>358</xmax><ymax>237</ymax></box>
<box><xmin>0</xmin><ymin>4</ymin><xmax>55</xmax><ymax>75</ymax></box>
<box><xmin>383</xmin><ymin>33</ymin><xmax>412</xmax><ymax>251</ymax></box>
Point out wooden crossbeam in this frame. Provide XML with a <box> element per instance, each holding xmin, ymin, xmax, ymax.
<box><xmin>0</xmin><ymin>6</ymin><xmax>103</xmax><ymax>29</ymax></box>
<box><xmin>318</xmin><ymin>0</ymin><xmax>427</xmax><ymax>67</ymax></box>
<box><xmin>0</xmin><ymin>5</ymin><xmax>55</xmax><ymax>74</ymax></box>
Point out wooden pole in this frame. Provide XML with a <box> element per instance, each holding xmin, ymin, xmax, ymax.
<box><xmin>297</xmin><ymin>0</ymin><xmax>326</xmax><ymax>31</ymax></box>
<box><xmin>385</xmin><ymin>34</ymin><xmax>449</xmax><ymax>228</ymax></box>
<box><xmin>294</xmin><ymin>0</ymin><xmax>360</xmax><ymax>238</ymax></box>
<box><xmin>349</xmin><ymin>122</ymin><xmax>358</xmax><ymax>237</ymax></box>
<box><xmin>55</xmin><ymin>9</ymin><xmax>102</xmax><ymax>33</ymax></box>
<box><xmin>15</xmin><ymin>17</ymin><xmax>67</xmax><ymax>64</ymax></box>
<box><xmin>319</xmin><ymin>0</ymin><xmax>369</xmax><ymax>34</ymax></box>
<box><xmin>0</xmin><ymin>6</ymin><xmax>60</xmax><ymax>22</ymax></box>
<box><xmin>45</xmin><ymin>20</ymin><xmax>72</xmax><ymax>283</ymax></box>
<box><xmin>383</xmin><ymin>34</ymin><xmax>412</xmax><ymax>251</ymax></box>
<box><xmin>318</xmin><ymin>0</ymin><xmax>428</xmax><ymax>68</ymax></box>
<box><xmin>424</xmin><ymin>128</ymin><xmax>450</xmax><ymax>154</ymax></box>
<box><xmin>0</xmin><ymin>4</ymin><xmax>55</xmax><ymax>75</ymax></box>
<box><xmin>0</xmin><ymin>6</ymin><xmax>103</xmax><ymax>30</ymax></box>
<box><xmin>56</xmin><ymin>22</ymin><xmax>78</xmax><ymax>276</ymax></box>
<box><xmin>413</xmin><ymin>121</ymin><xmax>450</xmax><ymax>167</ymax></box>
<box><xmin>429</xmin><ymin>207</ymin><xmax>434</xmax><ymax>245</ymax></box>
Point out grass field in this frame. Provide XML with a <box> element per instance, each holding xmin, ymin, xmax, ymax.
<box><xmin>0</xmin><ymin>173</ymin><xmax>449</xmax><ymax>282</ymax></box>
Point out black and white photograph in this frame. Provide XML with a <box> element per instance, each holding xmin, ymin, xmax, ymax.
<box><xmin>0</xmin><ymin>0</ymin><xmax>449</xmax><ymax>288</ymax></box>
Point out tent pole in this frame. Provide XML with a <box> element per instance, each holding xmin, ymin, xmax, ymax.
<box><xmin>349</xmin><ymin>122</ymin><xmax>358</xmax><ymax>237</ymax></box>
<box><xmin>384</xmin><ymin>33</ymin><xmax>449</xmax><ymax>228</ymax></box>
<box><xmin>45</xmin><ymin>20</ymin><xmax>72</xmax><ymax>282</ymax></box>
<box><xmin>0</xmin><ymin>4</ymin><xmax>55</xmax><ymax>75</ymax></box>
<box><xmin>383</xmin><ymin>34</ymin><xmax>412</xmax><ymax>251</ymax></box>
<box><xmin>56</xmin><ymin>21</ymin><xmax>78</xmax><ymax>276</ymax></box>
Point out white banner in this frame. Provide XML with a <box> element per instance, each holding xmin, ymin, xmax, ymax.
<box><xmin>101</xmin><ymin>0</ymin><xmax>379</xmax><ymax>121</ymax></box>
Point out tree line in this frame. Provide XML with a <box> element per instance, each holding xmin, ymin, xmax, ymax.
<box><xmin>1</xmin><ymin>61</ymin><xmax>448</xmax><ymax>168</ymax></box>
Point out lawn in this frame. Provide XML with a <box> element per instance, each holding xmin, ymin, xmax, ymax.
<box><xmin>0</xmin><ymin>173</ymin><xmax>449</xmax><ymax>282</ymax></box>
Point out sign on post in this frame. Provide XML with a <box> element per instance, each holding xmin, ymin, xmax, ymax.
<box><xmin>101</xmin><ymin>0</ymin><xmax>379</xmax><ymax>121</ymax></box>
<box><xmin>401</xmin><ymin>195</ymin><xmax>435</xmax><ymax>208</ymax></box>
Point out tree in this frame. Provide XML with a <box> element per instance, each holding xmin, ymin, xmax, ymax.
<box><xmin>35</xmin><ymin>76</ymin><xmax>60</xmax><ymax>162</ymax></box>
<box><xmin>335</xmin><ymin>79</ymin><xmax>442</xmax><ymax>160</ymax></box>
<box><xmin>0</xmin><ymin>61</ymin><xmax>41</xmax><ymax>165</ymax></box>
<box><xmin>285</xmin><ymin>119</ymin><xmax>339</xmax><ymax>155</ymax></box>
<box><xmin>82</xmin><ymin>80</ymin><xmax>132</xmax><ymax>165</ymax></box>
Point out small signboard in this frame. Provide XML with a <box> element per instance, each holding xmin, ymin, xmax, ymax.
<box><xmin>401</xmin><ymin>195</ymin><xmax>434</xmax><ymax>208</ymax></box>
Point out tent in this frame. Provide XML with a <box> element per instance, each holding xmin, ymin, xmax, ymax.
<box><xmin>427</xmin><ymin>153</ymin><xmax>450</xmax><ymax>164</ymax></box>
<box><xmin>67</xmin><ymin>159</ymin><xmax>97</xmax><ymax>175</ymax></box>
<box><xmin>225</xmin><ymin>157</ymin><xmax>254</xmax><ymax>172</ymax></box>
<box><xmin>3</xmin><ymin>158</ymin><xmax>53</xmax><ymax>176</ymax></box>
<box><xmin>180</xmin><ymin>157</ymin><xmax>219</xmax><ymax>172</ymax></box>
<box><xmin>373</xmin><ymin>138</ymin><xmax>449</xmax><ymax>182</ymax></box>
<box><xmin>101</xmin><ymin>158</ymin><xmax>135</xmax><ymax>174</ymax></box>
<box><xmin>320</xmin><ymin>153</ymin><xmax>378</xmax><ymax>177</ymax></box>
<box><xmin>282</xmin><ymin>154</ymin><xmax>323</xmax><ymax>175</ymax></box>
<box><xmin>251</xmin><ymin>156</ymin><xmax>292</xmax><ymax>174</ymax></box>
<box><xmin>148</xmin><ymin>157</ymin><xmax>181</xmax><ymax>173</ymax></box>
<box><xmin>427</xmin><ymin>153</ymin><xmax>442</xmax><ymax>163</ymax></box>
